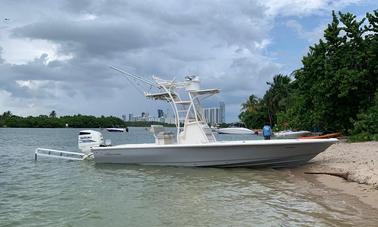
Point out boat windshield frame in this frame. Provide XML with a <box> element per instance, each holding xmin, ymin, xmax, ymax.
<box><xmin>147</xmin><ymin>76</ymin><xmax>218</xmax><ymax>143</ymax></box>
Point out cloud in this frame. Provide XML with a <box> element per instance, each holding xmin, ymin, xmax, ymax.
<box><xmin>285</xmin><ymin>19</ymin><xmax>325</xmax><ymax>43</ymax></box>
<box><xmin>260</xmin><ymin>0</ymin><xmax>363</xmax><ymax>17</ymax></box>
<box><xmin>0</xmin><ymin>47</ymin><xmax>4</xmax><ymax>64</ymax></box>
<box><xmin>0</xmin><ymin>0</ymin><xmax>373</xmax><ymax>120</ymax></box>
<box><xmin>0</xmin><ymin>90</ymin><xmax>50</xmax><ymax>116</ymax></box>
<box><xmin>12</xmin><ymin>19</ymin><xmax>172</xmax><ymax>57</ymax></box>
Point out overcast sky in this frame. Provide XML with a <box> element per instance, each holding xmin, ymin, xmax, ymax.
<box><xmin>0</xmin><ymin>0</ymin><xmax>376</xmax><ymax>121</ymax></box>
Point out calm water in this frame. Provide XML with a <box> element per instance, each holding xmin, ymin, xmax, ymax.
<box><xmin>0</xmin><ymin>128</ymin><xmax>377</xmax><ymax>227</ymax></box>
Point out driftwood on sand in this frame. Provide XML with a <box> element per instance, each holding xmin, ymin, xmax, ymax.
<box><xmin>305</xmin><ymin>171</ymin><xmax>349</xmax><ymax>181</ymax></box>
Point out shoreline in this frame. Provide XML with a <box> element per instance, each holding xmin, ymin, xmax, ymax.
<box><xmin>293</xmin><ymin>141</ymin><xmax>378</xmax><ymax>209</ymax></box>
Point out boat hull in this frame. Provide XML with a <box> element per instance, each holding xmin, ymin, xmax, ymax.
<box><xmin>216</xmin><ymin>127</ymin><xmax>254</xmax><ymax>135</ymax></box>
<box><xmin>106</xmin><ymin>128</ymin><xmax>126</xmax><ymax>132</ymax></box>
<box><xmin>273</xmin><ymin>131</ymin><xmax>311</xmax><ymax>139</ymax></box>
<box><xmin>91</xmin><ymin>139</ymin><xmax>337</xmax><ymax>168</ymax></box>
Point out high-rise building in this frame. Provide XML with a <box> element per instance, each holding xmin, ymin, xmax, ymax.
<box><xmin>128</xmin><ymin>113</ymin><xmax>134</xmax><ymax>121</ymax></box>
<box><xmin>141</xmin><ymin>112</ymin><xmax>149</xmax><ymax>118</ymax></box>
<box><xmin>203</xmin><ymin>102</ymin><xmax>226</xmax><ymax>125</ymax></box>
<box><xmin>219</xmin><ymin>101</ymin><xmax>225</xmax><ymax>123</ymax></box>
<box><xmin>157</xmin><ymin>109</ymin><xmax>164</xmax><ymax>118</ymax></box>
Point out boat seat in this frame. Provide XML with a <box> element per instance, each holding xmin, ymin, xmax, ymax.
<box><xmin>150</xmin><ymin>125</ymin><xmax>175</xmax><ymax>145</ymax></box>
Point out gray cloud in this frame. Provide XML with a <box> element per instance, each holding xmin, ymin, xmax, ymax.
<box><xmin>0</xmin><ymin>47</ymin><xmax>4</xmax><ymax>64</ymax></box>
<box><xmin>0</xmin><ymin>0</ymin><xmax>282</xmax><ymax>119</ymax></box>
<box><xmin>0</xmin><ymin>0</ymin><xmax>367</xmax><ymax>120</ymax></box>
<box><xmin>62</xmin><ymin>0</ymin><xmax>93</xmax><ymax>13</ymax></box>
<box><xmin>13</xmin><ymin>20</ymin><xmax>172</xmax><ymax>57</ymax></box>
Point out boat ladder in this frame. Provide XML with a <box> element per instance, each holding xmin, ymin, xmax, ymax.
<box><xmin>34</xmin><ymin>148</ymin><xmax>93</xmax><ymax>161</ymax></box>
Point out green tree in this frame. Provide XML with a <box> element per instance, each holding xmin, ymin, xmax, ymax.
<box><xmin>285</xmin><ymin>10</ymin><xmax>377</xmax><ymax>133</ymax></box>
<box><xmin>350</xmin><ymin>89</ymin><xmax>378</xmax><ymax>141</ymax></box>
<box><xmin>2</xmin><ymin>111</ymin><xmax>12</xmax><ymax>118</ymax></box>
<box><xmin>241</xmin><ymin>95</ymin><xmax>260</xmax><ymax>113</ymax></box>
<box><xmin>0</xmin><ymin>112</ymin><xmax>131</xmax><ymax>128</ymax></box>
<box><xmin>239</xmin><ymin>95</ymin><xmax>268</xmax><ymax>129</ymax></box>
<box><xmin>263</xmin><ymin>74</ymin><xmax>292</xmax><ymax>126</ymax></box>
<box><xmin>240</xmin><ymin>9</ymin><xmax>378</xmax><ymax>137</ymax></box>
<box><xmin>49</xmin><ymin>110</ymin><xmax>57</xmax><ymax>118</ymax></box>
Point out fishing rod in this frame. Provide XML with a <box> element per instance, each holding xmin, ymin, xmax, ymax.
<box><xmin>109</xmin><ymin>66</ymin><xmax>157</xmax><ymax>88</ymax></box>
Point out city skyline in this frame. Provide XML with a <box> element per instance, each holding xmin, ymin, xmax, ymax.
<box><xmin>126</xmin><ymin>101</ymin><xmax>227</xmax><ymax>124</ymax></box>
<box><xmin>204</xmin><ymin>102</ymin><xmax>225</xmax><ymax>125</ymax></box>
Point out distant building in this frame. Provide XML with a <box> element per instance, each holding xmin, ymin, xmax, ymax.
<box><xmin>219</xmin><ymin>102</ymin><xmax>225</xmax><ymax>123</ymax></box>
<box><xmin>203</xmin><ymin>102</ymin><xmax>226</xmax><ymax>125</ymax></box>
<box><xmin>122</xmin><ymin>114</ymin><xmax>127</xmax><ymax>122</ymax></box>
<box><xmin>128</xmin><ymin>113</ymin><xmax>134</xmax><ymax>121</ymax></box>
<box><xmin>127</xmin><ymin>111</ymin><xmax>172</xmax><ymax>123</ymax></box>
<box><xmin>157</xmin><ymin>109</ymin><xmax>164</xmax><ymax>118</ymax></box>
<box><xmin>128</xmin><ymin>109</ymin><xmax>185</xmax><ymax>124</ymax></box>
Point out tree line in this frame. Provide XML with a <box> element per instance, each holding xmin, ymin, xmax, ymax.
<box><xmin>0</xmin><ymin>110</ymin><xmax>175</xmax><ymax>128</ymax></box>
<box><xmin>239</xmin><ymin>10</ymin><xmax>378</xmax><ymax>141</ymax></box>
<box><xmin>0</xmin><ymin>110</ymin><xmax>128</xmax><ymax>128</ymax></box>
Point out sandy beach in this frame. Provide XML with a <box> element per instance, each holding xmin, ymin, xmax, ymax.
<box><xmin>294</xmin><ymin>141</ymin><xmax>378</xmax><ymax>209</ymax></box>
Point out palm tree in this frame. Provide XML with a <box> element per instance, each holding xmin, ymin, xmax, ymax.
<box><xmin>49</xmin><ymin>110</ymin><xmax>57</xmax><ymax>118</ymax></box>
<box><xmin>2</xmin><ymin>111</ymin><xmax>12</xmax><ymax>118</ymax></box>
<box><xmin>264</xmin><ymin>74</ymin><xmax>292</xmax><ymax>126</ymax></box>
<box><xmin>241</xmin><ymin>95</ymin><xmax>260</xmax><ymax>113</ymax></box>
<box><xmin>265</xmin><ymin>74</ymin><xmax>291</xmax><ymax>114</ymax></box>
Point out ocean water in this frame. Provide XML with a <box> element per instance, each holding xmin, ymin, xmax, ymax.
<box><xmin>0</xmin><ymin>128</ymin><xmax>377</xmax><ymax>227</ymax></box>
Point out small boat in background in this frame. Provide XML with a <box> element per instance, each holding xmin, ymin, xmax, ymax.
<box><xmin>273</xmin><ymin>130</ymin><xmax>311</xmax><ymax>139</ymax></box>
<box><xmin>216</xmin><ymin>127</ymin><xmax>254</xmax><ymax>135</ymax></box>
<box><xmin>106</xmin><ymin>128</ymin><xmax>127</xmax><ymax>132</ymax></box>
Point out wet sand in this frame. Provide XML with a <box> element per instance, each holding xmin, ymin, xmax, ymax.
<box><xmin>293</xmin><ymin>141</ymin><xmax>378</xmax><ymax>210</ymax></box>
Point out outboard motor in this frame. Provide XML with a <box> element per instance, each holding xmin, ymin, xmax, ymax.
<box><xmin>78</xmin><ymin>130</ymin><xmax>105</xmax><ymax>154</ymax></box>
<box><xmin>34</xmin><ymin>130</ymin><xmax>108</xmax><ymax>161</ymax></box>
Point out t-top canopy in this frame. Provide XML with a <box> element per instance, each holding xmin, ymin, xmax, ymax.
<box><xmin>144</xmin><ymin>91</ymin><xmax>178</xmax><ymax>100</ymax></box>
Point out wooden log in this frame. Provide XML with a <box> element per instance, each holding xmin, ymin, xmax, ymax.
<box><xmin>305</xmin><ymin>171</ymin><xmax>349</xmax><ymax>181</ymax></box>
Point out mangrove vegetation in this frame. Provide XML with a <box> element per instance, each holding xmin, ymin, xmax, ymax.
<box><xmin>240</xmin><ymin>10</ymin><xmax>378</xmax><ymax>141</ymax></box>
<box><xmin>0</xmin><ymin>111</ymin><xmax>175</xmax><ymax>128</ymax></box>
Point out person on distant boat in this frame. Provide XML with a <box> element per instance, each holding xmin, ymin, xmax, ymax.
<box><xmin>263</xmin><ymin>123</ymin><xmax>272</xmax><ymax>140</ymax></box>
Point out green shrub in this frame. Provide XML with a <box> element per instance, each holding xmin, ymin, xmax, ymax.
<box><xmin>350</xmin><ymin>90</ymin><xmax>378</xmax><ymax>141</ymax></box>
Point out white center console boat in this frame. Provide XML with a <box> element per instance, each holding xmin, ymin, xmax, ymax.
<box><xmin>89</xmin><ymin>67</ymin><xmax>337</xmax><ymax>167</ymax></box>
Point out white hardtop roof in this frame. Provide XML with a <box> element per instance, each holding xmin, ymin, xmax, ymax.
<box><xmin>144</xmin><ymin>91</ymin><xmax>178</xmax><ymax>100</ymax></box>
